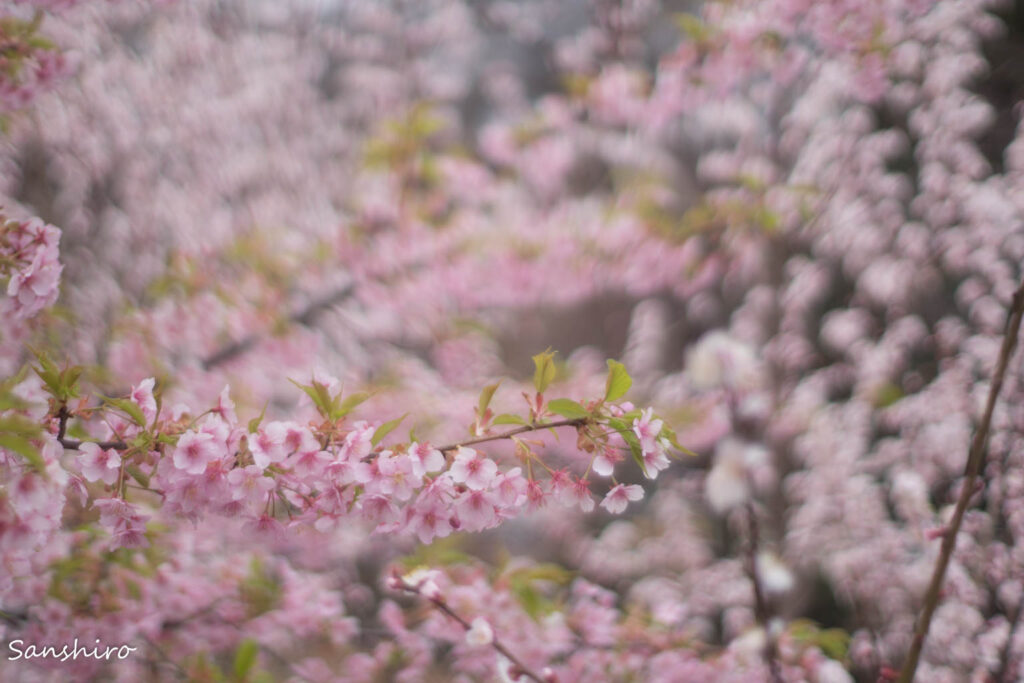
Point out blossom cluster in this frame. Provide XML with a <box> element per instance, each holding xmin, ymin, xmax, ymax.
<box><xmin>0</xmin><ymin>4</ymin><xmax>78</xmax><ymax>113</ymax></box>
<box><xmin>2</xmin><ymin>0</ymin><xmax>1023</xmax><ymax>680</ymax></box>
<box><xmin>0</xmin><ymin>214</ymin><xmax>62</xmax><ymax>321</ymax></box>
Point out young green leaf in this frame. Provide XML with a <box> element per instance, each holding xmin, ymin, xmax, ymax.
<box><xmin>660</xmin><ymin>424</ymin><xmax>697</xmax><ymax>456</ymax></box>
<box><xmin>248</xmin><ymin>401</ymin><xmax>269</xmax><ymax>434</ymax></box>
<box><xmin>604</xmin><ymin>359</ymin><xmax>632</xmax><ymax>401</ymax></box>
<box><xmin>0</xmin><ymin>433</ymin><xmax>44</xmax><ymax>473</ymax></box>
<box><xmin>546</xmin><ymin>398</ymin><xmax>590</xmax><ymax>419</ymax></box>
<box><xmin>606</xmin><ymin>416</ymin><xmax>646</xmax><ymax>476</ymax></box>
<box><xmin>532</xmin><ymin>349</ymin><xmax>557</xmax><ymax>394</ymax></box>
<box><xmin>102</xmin><ymin>397</ymin><xmax>147</xmax><ymax>428</ymax></box>
<box><xmin>232</xmin><ymin>639</ymin><xmax>259</xmax><ymax>681</ymax></box>
<box><xmin>493</xmin><ymin>413</ymin><xmax>530</xmax><ymax>426</ymax></box>
<box><xmin>372</xmin><ymin>414</ymin><xmax>407</xmax><ymax>446</ymax></box>
<box><xmin>288</xmin><ymin>379</ymin><xmax>330</xmax><ymax>417</ymax></box>
<box><xmin>477</xmin><ymin>381</ymin><xmax>502</xmax><ymax>416</ymax></box>
<box><xmin>332</xmin><ymin>392</ymin><xmax>370</xmax><ymax>420</ymax></box>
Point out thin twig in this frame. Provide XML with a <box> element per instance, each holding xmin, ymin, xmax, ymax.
<box><xmin>395</xmin><ymin>576</ymin><xmax>547</xmax><ymax>683</ymax></box>
<box><xmin>898</xmin><ymin>280</ymin><xmax>1024</xmax><ymax>683</ymax></box>
<box><xmin>58</xmin><ymin>436</ymin><xmax>128</xmax><ymax>451</ymax></box>
<box><xmin>201</xmin><ymin>282</ymin><xmax>355</xmax><ymax>370</ymax></box>
<box><xmin>744</xmin><ymin>503</ymin><xmax>782</xmax><ymax>683</ymax></box>
<box><xmin>138</xmin><ymin>633</ymin><xmax>188</xmax><ymax>681</ymax></box>
<box><xmin>434</xmin><ymin>418</ymin><xmax>588</xmax><ymax>453</ymax></box>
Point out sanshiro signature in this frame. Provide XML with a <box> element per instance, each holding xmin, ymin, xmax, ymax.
<box><xmin>7</xmin><ymin>638</ymin><xmax>137</xmax><ymax>662</ymax></box>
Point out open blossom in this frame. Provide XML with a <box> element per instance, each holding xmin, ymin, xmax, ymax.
<box><xmin>8</xmin><ymin>472</ymin><xmax>53</xmax><ymax>514</ymax></box>
<box><xmin>593</xmin><ymin>446</ymin><xmax>624</xmax><ymax>477</ymax></box>
<box><xmin>373</xmin><ymin>451</ymin><xmax>420</xmax><ymax>501</ymax></box>
<box><xmin>563</xmin><ymin>477</ymin><xmax>595</xmax><ymax>513</ymax></box>
<box><xmin>129</xmin><ymin>377</ymin><xmax>158</xmax><ymax>425</ymax></box>
<box><xmin>93</xmin><ymin>497</ymin><xmax>149</xmax><ymax>549</ymax></box>
<box><xmin>172</xmin><ymin>431</ymin><xmax>220</xmax><ymax>474</ymax></box>
<box><xmin>2</xmin><ymin>217</ymin><xmax>63</xmax><ymax>320</ymax></box>
<box><xmin>410</xmin><ymin>500</ymin><xmax>454</xmax><ymax>545</ymax></box>
<box><xmin>642</xmin><ymin>439</ymin><xmax>671</xmax><ymax>479</ymax></box>
<box><xmin>249</xmin><ymin>421</ymin><xmax>290</xmax><ymax>468</ymax></box>
<box><xmin>448</xmin><ymin>447</ymin><xmax>498</xmax><ymax>490</ymax></box>
<box><xmin>408</xmin><ymin>442</ymin><xmax>445</xmax><ymax>477</ymax></box>
<box><xmin>599</xmin><ymin>484</ymin><xmax>644</xmax><ymax>514</ymax></box>
<box><xmin>465</xmin><ymin>617</ymin><xmax>494</xmax><ymax>646</ymax></box>
<box><xmin>454</xmin><ymin>489</ymin><xmax>498</xmax><ymax>532</ymax></box>
<box><xmin>492</xmin><ymin>467</ymin><xmax>527</xmax><ymax>507</ymax></box>
<box><xmin>77</xmin><ymin>442</ymin><xmax>121</xmax><ymax>485</ymax></box>
<box><xmin>633</xmin><ymin>408</ymin><xmax>663</xmax><ymax>454</ymax></box>
<box><xmin>226</xmin><ymin>464</ymin><xmax>275</xmax><ymax>504</ymax></box>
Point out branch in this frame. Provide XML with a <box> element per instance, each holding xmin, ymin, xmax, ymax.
<box><xmin>55</xmin><ymin>403</ymin><xmax>129</xmax><ymax>451</ymax></box>
<box><xmin>201</xmin><ymin>282</ymin><xmax>355</xmax><ymax>370</ymax></box>
<box><xmin>744</xmin><ymin>503</ymin><xmax>782</xmax><ymax>683</ymax></box>
<box><xmin>394</xmin><ymin>576</ymin><xmax>547</xmax><ymax>683</ymax></box>
<box><xmin>58</xmin><ymin>436</ymin><xmax>128</xmax><ymax>451</ymax></box>
<box><xmin>898</xmin><ymin>280</ymin><xmax>1024</xmax><ymax>683</ymax></box>
<box><xmin>434</xmin><ymin>418</ymin><xmax>588</xmax><ymax>453</ymax></box>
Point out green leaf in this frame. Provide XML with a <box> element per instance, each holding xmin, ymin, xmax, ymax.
<box><xmin>505</xmin><ymin>563</ymin><xmax>574</xmax><ymax>620</ymax></box>
<box><xmin>232</xmin><ymin>639</ymin><xmax>259</xmax><ymax>681</ymax></box>
<box><xmin>659</xmin><ymin>424</ymin><xmax>696</xmax><ymax>457</ymax></box>
<box><xmin>371</xmin><ymin>414</ymin><xmax>407</xmax><ymax>447</ymax></box>
<box><xmin>532</xmin><ymin>348</ymin><xmax>557</xmax><ymax>394</ymax></box>
<box><xmin>102</xmin><ymin>396</ymin><xmax>146</xmax><ymax>427</ymax></box>
<box><xmin>604</xmin><ymin>360</ymin><xmax>632</xmax><ymax>402</ymax></box>
<box><xmin>332</xmin><ymin>392</ymin><xmax>370</xmax><ymax>420</ymax></box>
<box><xmin>288</xmin><ymin>379</ymin><xmax>331</xmax><ymax>417</ymax></box>
<box><xmin>61</xmin><ymin>366</ymin><xmax>83</xmax><ymax>399</ymax></box>
<box><xmin>607</xmin><ymin>417</ymin><xmax>646</xmax><ymax>476</ymax></box>
<box><xmin>477</xmin><ymin>381</ymin><xmax>501</xmax><ymax>416</ymax></box>
<box><xmin>0</xmin><ymin>433</ymin><xmax>44</xmax><ymax>473</ymax></box>
<box><xmin>126</xmin><ymin>464</ymin><xmax>150</xmax><ymax>488</ymax></box>
<box><xmin>493</xmin><ymin>413</ymin><xmax>529</xmax><ymax>426</ymax></box>
<box><xmin>248</xmin><ymin>401</ymin><xmax>269</xmax><ymax>434</ymax></box>
<box><xmin>546</xmin><ymin>398</ymin><xmax>589</xmax><ymax>420</ymax></box>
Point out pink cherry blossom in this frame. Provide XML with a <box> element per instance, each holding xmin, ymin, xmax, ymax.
<box><xmin>172</xmin><ymin>431</ymin><xmax>220</xmax><ymax>475</ymax></box>
<box><xmin>448</xmin><ymin>447</ymin><xmax>498</xmax><ymax>491</ymax></box>
<box><xmin>599</xmin><ymin>484</ymin><xmax>644</xmax><ymax>514</ymax></box>
<box><xmin>77</xmin><ymin>442</ymin><xmax>121</xmax><ymax>485</ymax></box>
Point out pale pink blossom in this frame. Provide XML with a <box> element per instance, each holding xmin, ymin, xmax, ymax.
<box><xmin>172</xmin><ymin>431</ymin><xmax>220</xmax><ymax>474</ymax></box>
<box><xmin>77</xmin><ymin>442</ymin><xmax>121</xmax><ymax>485</ymax></box>
<box><xmin>599</xmin><ymin>484</ymin><xmax>644</xmax><ymax>514</ymax></box>
<box><xmin>448</xmin><ymin>447</ymin><xmax>498</xmax><ymax>490</ymax></box>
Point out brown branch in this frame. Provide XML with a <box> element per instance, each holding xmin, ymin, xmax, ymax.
<box><xmin>395</xmin><ymin>576</ymin><xmax>546</xmax><ymax>683</ymax></box>
<box><xmin>898</xmin><ymin>280</ymin><xmax>1024</xmax><ymax>683</ymax></box>
<box><xmin>201</xmin><ymin>282</ymin><xmax>355</xmax><ymax>370</ymax></box>
<box><xmin>137</xmin><ymin>633</ymin><xmax>188</xmax><ymax>681</ymax></box>
<box><xmin>744</xmin><ymin>503</ymin><xmax>782</xmax><ymax>683</ymax></box>
<box><xmin>58</xmin><ymin>436</ymin><xmax>128</xmax><ymax>451</ymax></box>
<box><xmin>434</xmin><ymin>418</ymin><xmax>588</xmax><ymax>453</ymax></box>
<box><xmin>55</xmin><ymin>403</ymin><xmax>130</xmax><ymax>450</ymax></box>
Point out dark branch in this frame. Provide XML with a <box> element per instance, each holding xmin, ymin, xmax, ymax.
<box><xmin>201</xmin><ymin>282</ymin><xmax>356</xmax><ymax>370</ymax></box>
<box><xmin>744</xmin><ymin>503</ymin><xmax>782</xmax><ymax>683</ymax></box>
<box><xmin>899</xmin><ymin>279</ymin><xmax>1024</xmax><ymax>683</ymax></box>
